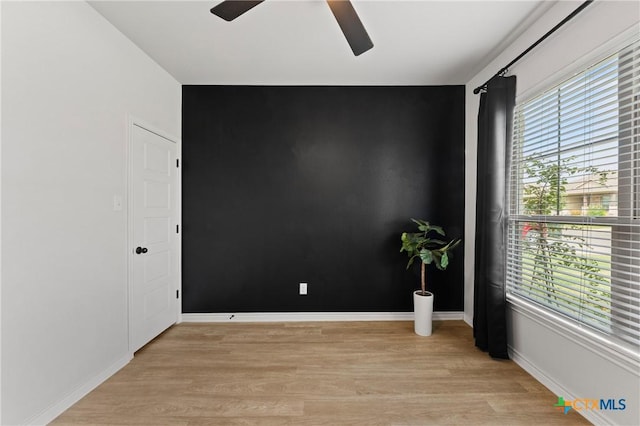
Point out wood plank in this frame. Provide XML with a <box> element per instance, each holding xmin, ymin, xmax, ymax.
<box><xmin>52</xmin><ymin>321</ymin><xmax>590</xmax><ymax>425</ymax></box>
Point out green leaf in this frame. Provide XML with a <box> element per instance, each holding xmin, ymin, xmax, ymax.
<box><xmin>443</xmin><ymin>239</ymin><xmax>461</xmax><ymax>251</ymax></box>
<box><xmin>430</xmin><ymin>225</ymin><xmax>445</xmax><ymax>236</ymax></box>
<box><xmin>411</xmin><ymin>218</ymin><xmax>426</xmax><ymax>228</ymax></box>
<box><xmin>400</xmin><ymin>233</ymin><xmax>409</xmax><ymax>252</ymax></box>
<box><xmin>419</xmin><ymin>249</ymin><xmax>433</xmax><ymax>264</ymax></box>
<box><xmin>440</xmin><ymin>252</ymin><xmax>449</xmax><ymax>269</ymax></box>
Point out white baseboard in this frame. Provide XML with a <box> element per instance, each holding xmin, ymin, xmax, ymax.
<box><xmin>509</xmin><ymin>345</ymin><xmax>607</xmax><ymax>426</ymax></box>
<box><xmin>463</xmin><ymin>313</ymin><xmax>473</xmax><ymax>327</ymax></box>
<box><xmin>27</xmin><ymin>353</ymin><xmax>132</xmax><ymax>426</ymax></box>
<box><xmin>181</xmin><ymin>311</ymin><xmax>464</xmax><ymax>323</ymax></box>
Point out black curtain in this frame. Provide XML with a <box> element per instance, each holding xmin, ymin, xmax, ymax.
<box><xmin>473</xmin><ymin>75</ymin><xmax>516</xmax><ymax>359</ymax></box>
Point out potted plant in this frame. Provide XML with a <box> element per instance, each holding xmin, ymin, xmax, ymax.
<box><xmin>400</xmin><ymin>219</ymin><xmax>461</xmax><ymax>336</ymax></box>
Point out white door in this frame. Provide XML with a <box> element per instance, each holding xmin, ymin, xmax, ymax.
<box><xmin>130</xmin><ymin>123</ymin><xmax>179</xmax><ymax>353</ymax></box>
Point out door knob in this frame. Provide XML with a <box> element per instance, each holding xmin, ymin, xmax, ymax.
<box><xmin>135</xmin><ymin>247</ymin><xmax>148</xmax><ymax>254</ymax></box>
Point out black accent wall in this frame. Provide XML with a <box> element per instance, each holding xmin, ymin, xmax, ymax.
<box><xmin>182</xmin><ymin>86</ymin><xmax>464</xmax><ymax>313</ymax></box>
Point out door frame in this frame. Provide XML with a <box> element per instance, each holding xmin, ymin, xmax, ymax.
<box><xmin>126</xmin><ymin>116</ymin><xmax>181</xmax><ymax>355</ymax></box>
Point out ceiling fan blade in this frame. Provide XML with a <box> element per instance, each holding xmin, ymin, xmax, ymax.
<box><xmin>210</xmin><ymin>0</ymin><xmax>265</xmax><ymax>21</ymax></box>
<box><xmin>326</xmin><ymin>0</ymin><xmax>373</xmax><ymax>56</ymax></box>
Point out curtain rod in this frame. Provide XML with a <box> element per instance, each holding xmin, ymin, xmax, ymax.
<box><xmin>473</xmin><ymin>0</ymin><xmax>594</xmax><ymax>95</ymax></box>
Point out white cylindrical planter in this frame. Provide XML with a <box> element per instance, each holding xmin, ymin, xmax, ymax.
<box><xmin>413</xmin><ymin>291</ymin><xmax>434</xmax><ymax>336</ymax></box>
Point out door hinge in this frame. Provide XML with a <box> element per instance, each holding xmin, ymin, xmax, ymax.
<box><xmin>176</xmin><ymin>290</ymin><xmax>180</xmax><ymax>299</ymax></box>
<box><xmin>176</xmin><ymin>224</ymin><xmax>179</xmax><ymax>233</ymax></box>
<box><xmin>176</xmin><ymin>159</ymin><xmax>180</xmax><ymax>167</ymax></box>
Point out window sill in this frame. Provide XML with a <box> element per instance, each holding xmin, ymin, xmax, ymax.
<box><xmin>507</xmin><ymin>294</ymin><xmax>640</xmax><ymax>376</ymax></box>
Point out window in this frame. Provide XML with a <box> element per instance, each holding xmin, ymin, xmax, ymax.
<box><xmin>506</xmin><ymin>38</ymin><xmax>640</xmax><ymax>352</ymax></box>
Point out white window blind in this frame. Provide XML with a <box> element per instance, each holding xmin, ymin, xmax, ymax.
<box><xmin>507</xmin><ymin>38</ymin><xmax>640</xmax><ymax>351</ymax></box>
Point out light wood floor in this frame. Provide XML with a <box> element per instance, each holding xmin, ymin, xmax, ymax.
<box><xmin>52</xmin><ymin>321</ymin><xmax>590</xmax><ymax>425</ymax></box>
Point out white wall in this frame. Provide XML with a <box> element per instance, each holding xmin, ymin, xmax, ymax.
<box><xmin>1</xmin><ymin>2</ymin><xmax>181</xmax><ymax>424</ymax></box>
<box><xmin>464</xmin><ymin>1</ymin><xmax>639</xmax><ymax>425</ymax></box>
<box><xmin>0</xmin><ymin>2</ymin><xmax>3</xmax><ymax>421</ymax></box>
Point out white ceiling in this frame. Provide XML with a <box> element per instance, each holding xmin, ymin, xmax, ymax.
<box><xmin>89</xmin><ymin>0</ymin><xmax>554</xmax><ymax>85</ymax></box>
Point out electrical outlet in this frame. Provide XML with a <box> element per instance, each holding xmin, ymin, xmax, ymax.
<box><xmin>299</xmin><ymin>282</ymin><xmax>308</xmax><ymax>295</ymax></box>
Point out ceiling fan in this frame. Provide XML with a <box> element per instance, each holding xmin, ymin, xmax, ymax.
<box><xmin>210</xmin><ymin>0</ymin><xmax>374</xmax><ymax>56</ymax></box>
